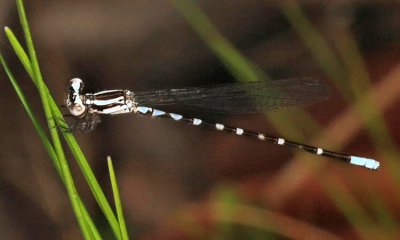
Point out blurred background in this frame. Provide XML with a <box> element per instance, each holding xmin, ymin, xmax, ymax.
<box><xmin>1</xmin><ymin>0</ymin><xmax>400</xmax><ymax>239</ymax></box>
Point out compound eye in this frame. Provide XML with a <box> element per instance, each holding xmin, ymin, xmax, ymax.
<box><xmin>69</xmin><ymin>78</ymin><xmax>84</xmax><ymax>93</ymax></box>
<box><xmin>69</xmin><ymin>103</ymin><xmax>87</xmax><ymax>117</ymax></box>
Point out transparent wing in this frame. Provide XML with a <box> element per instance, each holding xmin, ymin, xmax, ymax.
<box><xmin>133</xmin><ymin>78</ymin><xmax>330</xmax><ymax>114</ymax></box>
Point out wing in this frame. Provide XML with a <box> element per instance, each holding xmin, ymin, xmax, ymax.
<box><xmin>133</xmin><ymin>78</ymin><xmax>330</xmax><ymax>114</ymax></box>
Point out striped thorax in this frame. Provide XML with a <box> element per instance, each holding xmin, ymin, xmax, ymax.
<box><xmin>67</xmin><ymin>78</ymin><xmax>137</xmax><ymax>117</ymax></box>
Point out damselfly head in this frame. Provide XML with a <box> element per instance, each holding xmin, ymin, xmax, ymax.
<box><xmin>67</xmin><ymin>78</ymin><xmax>87</xmax><ymax>117</ymax></box>
<box><xmin>70</xmin><ymin>78</ymin><xmax>84</xmax><ymax>94</ymax></box>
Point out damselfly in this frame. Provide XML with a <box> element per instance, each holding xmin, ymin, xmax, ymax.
<box><xmin>65</xmin><ymin>78</ymin><xmax>379</xmax><ymax>170</ymax></box>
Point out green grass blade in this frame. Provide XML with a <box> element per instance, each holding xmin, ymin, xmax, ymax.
<box><xmin>16</xmin><ymin>0</ymin><xmax>55</xmax><ymax>133</ymax></box>
<box><xmin>6</xmin><ymin>2</ymin><xmax>122</xmax><ymax>238</ymax></box>
<box><xmin>320</xmin><ymin>175</ymin><xmax>383</xmax><ymax>240</ymax></box>
<box><xmin>171</xmin><ymin>1</ymin><xmax>266</xmax><ymax>83</ymax></box>
<box><xmin>5</xmin><ymin>31</ymin><xmax>120</xmax><ymax>240</ymax></box>
<box><xmin>368</xmin><ymin>195</ymin><xmax>399</xmax><ymax>236</ymax></box>
<box><xmin>47</xmin><ymin>81</ymin><xmax>121</xmax><ymax>239</ymax></box>
<box><xmin>0</xmin><ymin>52</ymin><xmax>60</xmax><ymax>175</ymax></box>
<box><xmin>0</xmin><ymin>51</ymin><xmax>102</xmax><ymax>239</ymax></box>
<box><xmin>281</xmin><ymin>0</ymin><xmax>400</xmax><ymax>170</ymax></box>
<box><xmin>170</xmin><ymin>0</ymin><xmax>266</xmax><ymax>83</ymax></box>
<box><xmin>334</xmin><ymin>33</ymin><xmax>400</xmax><ymax>183</ymax></box>
<box><xmin>14</xmin><ymin>0</ymin><xmax>96</xmax><ymax>238</ymax></box>
<box><xmin>6</xmin><ymin>16</ymin><xmax>122</xmax><ymax>239</ymax></box>
<box><xmin>62</xmin><ymin>132</ymin><xmax>123</xmax><ymax>240</ymax></box>
<box><xmin>108</xmin><ymin>156</ymin><xmax>129</xmax><ymax>240</ymax></box>
<box><xmin>170</xmin><ymin>0</ymin><xmax>321</xmax><ymax>142</ymax></box>
<box><xmin>4</xmin><ymin>27</ymin><xmax>33</xmax><ymax>78</ymax></box>
<box><xmin>281</xmin><ymin>0</ymin><xmax>351</xmax><ymax>97</ymax></box>
<box><xmin>281</xmin><ymin>1</ymin><xmax>399</xmax><ymax>238</ymax></box>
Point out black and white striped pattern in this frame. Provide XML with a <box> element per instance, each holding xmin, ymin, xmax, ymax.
<box><xmin>133</xmin><ymin>106</ymin><xmax>379</xmax><ymax>170</ymax></box>
<box><xmin>66</xmin><ymin>78</ymin><xmax>380</xmax><ymax>170</ymax></box>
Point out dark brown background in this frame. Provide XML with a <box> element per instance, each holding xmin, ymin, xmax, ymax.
<box><xmin>0</xmin><ymin>0</ymin><xmax>399</xmax><ymax>239</ymax></box>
